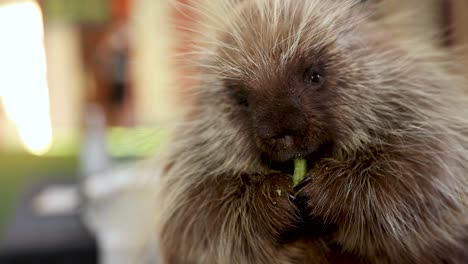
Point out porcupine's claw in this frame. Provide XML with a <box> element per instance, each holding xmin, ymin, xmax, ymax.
<box><xmin>293</xmin><ymin>176</ymin><xmax>311</xmax><ymax>193</ymax></box>
<box><xmin>288</xmin><ymin>176</ymin><xmax>311</xmax><ymax>204</ymax></box>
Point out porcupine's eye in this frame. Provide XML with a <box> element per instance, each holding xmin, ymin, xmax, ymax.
<box><xmin>303</xmin><ymin>66</ymin><xmax>325</xmax><ymax>89</ymax></box>
<box><xmin>226</xmin><ymin>80</ymin><xmax>249</xmax><ymax>108</ymax></box>
<box><xmin>310</xmin><ymin>72</ymin><xmax>322</xmax><ymax>83</ymax></box>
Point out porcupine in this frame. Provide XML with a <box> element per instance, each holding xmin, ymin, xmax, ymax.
<box><xmin>156</xmin><ymin>0</ymin><xmax>468</xmax><ymax>263</ymax></box>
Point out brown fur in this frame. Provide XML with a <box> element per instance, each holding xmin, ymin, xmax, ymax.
<box><xmin>156</xmin><ymin>0</ymin><xmax>468</xmax><ymax>263</ymax></box>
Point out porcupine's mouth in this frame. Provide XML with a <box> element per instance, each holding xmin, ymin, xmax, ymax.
<box><xmin>261</xmin><ymin>142</ymin><xmax>334</xmax><ymax>178</ymax></box>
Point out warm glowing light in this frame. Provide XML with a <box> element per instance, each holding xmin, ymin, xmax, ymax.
<box><xmin>0</xmin><ymin>1</ymin><xmax>52</xmax><ymax>155</ymax></box>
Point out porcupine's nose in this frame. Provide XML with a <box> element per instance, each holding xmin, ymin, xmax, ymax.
<box><xmin>257</xmin><ymin>126</ymin><xmax>295</xmax><ymax>148</ymax></box>
<box><xmin>254</xmin><ymin>98</ymin><xmax>307</xmax><ymax>150</ymax></box>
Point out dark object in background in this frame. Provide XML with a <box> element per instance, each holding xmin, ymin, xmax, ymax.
<box><xmin>0</xmin><ymin>178</ymin><xmax>97</xmax><ymax>264</ymax></box>
<box><xmin>110</xmin><ymin>49</ymin><xmax>128</xmax><ymax>110</ymax></box>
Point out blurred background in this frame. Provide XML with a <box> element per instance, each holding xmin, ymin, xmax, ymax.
<box><xmin>0</xmin><ymin>0</ymin><xmax>466</xmax><ymax>263</ymax></box>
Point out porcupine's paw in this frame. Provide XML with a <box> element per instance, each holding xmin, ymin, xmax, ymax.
<box><xmin>239</xmin><ymin>172</ymin><xmax>333</xmax><ymax>264</ymax></box>
<box><xmin>237</xmin><ymin>172</ymin><xmax>300</xmax><ymax>251</ymax></box>
<box><xmin>160</xmin><ymin>172</ymin><xmax>302</xmax><ymax>264</ymax></box>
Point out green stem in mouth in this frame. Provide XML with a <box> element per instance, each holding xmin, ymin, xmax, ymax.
<box><xmin>293</xmin><ymin>156</ymin><xmax>307</xmax><ymax>187</ymax></box>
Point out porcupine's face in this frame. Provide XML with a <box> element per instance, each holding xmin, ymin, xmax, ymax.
<box><xmin>204</xmin><ymin>0</ymin><xmax>387</xmax><ymax>166</ymax></box>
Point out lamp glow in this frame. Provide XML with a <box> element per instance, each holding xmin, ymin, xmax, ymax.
<box><xmin>0</xmin><ymin>1</ymin><xmax>52</xmax><ymax>155</ymax></box>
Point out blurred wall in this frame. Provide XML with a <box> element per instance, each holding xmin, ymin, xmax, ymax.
<box><xmin>386</xmin><ymin>0</ymin><xmax>443</xmax><ymax>45</ymax></box>
<box><xmin>131</xmin><ymin>0</ymin><xmax>179</xmax><ymax>127</ymax></box>
<box><xmin>447</xmin><ymin>0</ymin><xmax>468</xmax><ymax>73</ymax></box>
<box><xmin>450</xmin><ymin>1</ymin><xmax>468</xmax><ymax>46</ymax></box>
<box><xmin>45</xmin><ymin>24</ymin><xmax>84</xmax><ymax>147</ymax></box>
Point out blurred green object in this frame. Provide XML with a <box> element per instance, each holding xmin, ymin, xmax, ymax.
<box><xmin>107</xmin><ymin>127</ymin><xmax>169</xmax><ymax>158</ymax></box>
<box><xmin>45</xmin><ymin>0</ymin><xmax>109</xmax><ymax>24</ymax></box>
<box><xmin>0</xmin><ymin>152</ymin><xmax>78</xmax><ymax>234</ymax></box>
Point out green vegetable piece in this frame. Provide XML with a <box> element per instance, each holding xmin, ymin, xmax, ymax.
<box><xmin>293</xmin><ymin>157</ymin><xmax>307</xmax><ymax>187</ymax></box>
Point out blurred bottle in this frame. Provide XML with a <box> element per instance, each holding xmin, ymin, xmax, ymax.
<box><xmin>79</xmin><ymin>104</ymin><xmax>111</xmax><ymax>178</ymax></box>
